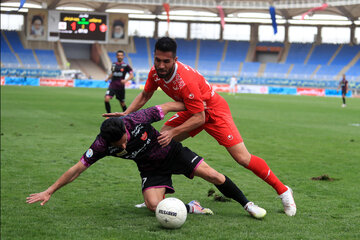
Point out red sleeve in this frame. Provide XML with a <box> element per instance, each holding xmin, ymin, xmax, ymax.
<box><xmin>144</xmin><ymin>68</ymin><xmax>158</xmax><ymax>93</ymax></box>
<box><xmin>180</xmin><ymin>81</ymin><xmax>204</xmax><ymax>114</ymax></box>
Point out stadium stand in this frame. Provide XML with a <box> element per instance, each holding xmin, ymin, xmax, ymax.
<box><xmin>306</xmin><ymin>44</ymin><xmax>339</xmax><ymax>65</ymax></box>
<box><xmin>34</xmin><ymin>50</ymin><xmax>59</xmax><ymax>69</ymax></box>
<box><xmin>330</xmin><ymin>44</ymin><xmax>360</xmax><ymax>66</ymax></box>
<box><xmin>4</xmin><ymin>31</ymin><xmax>38</xmax><ymax>68</ymax></box>
<box><xmin>1</xmin><ymin>33</ymin><xmax>20</xmax><ymax>67</ymax></box>
<box><xmin>314</xmin><ymin>65</ymin><xmax>344</xmax><ymax>80</ymax></box>
<box><xmin>257</xmin><ymin>42</ymin><xmax>284</xmax><ymax>47</ymax></box>
<box><xmin>286</xmin><ymin>43</ymin><xmax>312</xmax><ymax>64</ymax></box>
<box><xmin>241</xmin><ymin>62</ymin><xmax>261</xmax><ymax>77</ymax></box>
<box><xmin>175</xmin><ymin>38</ymin><xmax>197</xmax><ymax>68</ymax></box>
<box><xmin>288</xmin><ymin>64</ymin><xmax>318</xmax><ymax>78</ymax></box>
<box><xmin>263</xmin><ymin>63</ymin><xmax>291</xmax><ymax>78</ymax></box>
<box><xmin>220</xmin><ymin>41</ymin><xmax>249</xmax><ymax>75</ymax></box>
<box><xmin>345</xmin><ymin>59</ymin><xmax>360</xmax><ymax>80</ymax></box>
<box><xmin>197</xmin><ymin>40</ymin><xmax>225</xmax><ymax>74</ymax></box>
<box><xmin>128</xmin><ymin>37</ymin><xmax>150</xmax><ymax>70</ymax></box>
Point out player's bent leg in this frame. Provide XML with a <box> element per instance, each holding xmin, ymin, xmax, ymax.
<box><xmin>193</xmin><ymin>161</ymin><xmax>225</xmax><ymax>185</ymax></box>
<box><xmin>226</xmin><ymin>142</ymin><xmax>251</xmax><ymax>167</ymax></box>
<box><xmin>142</xmin><ymin>187</ymin><xmax>166</xmax><ymax>212</ymax></box>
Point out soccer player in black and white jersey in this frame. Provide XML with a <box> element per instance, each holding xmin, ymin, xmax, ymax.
<box><xmin>105</xmin><ymin>50</ymin><xmax>134</xmax><ymax>113</ymax></box>
<box><xmin>26</xmin><ymin>102</ymin><xmax>267</xmax><ymax>219</ymax></box>
<box><xmin>338</xmin><ymin>74</ymin><xmax>349</xmax><ymax>107</ymax></box>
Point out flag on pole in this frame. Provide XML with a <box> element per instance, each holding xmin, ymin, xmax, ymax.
<box><xmin>18</xmin><ymin>0</ymin><xmax>26</xmax><ymax>11</ymax></box>
<box><xmin>217</xmin><ymin>5</ymin><xmax>225</xmax><ymax>29</ymax></box>
<box><xmin>269</xmin><ymin>6</ymin><xmax>277</xmax><ymax>34</ymax></box>
<box><xmin>163</xmin><ymin>3</ymin><xmax>170</xmax><ymax>35</ymax></box>
<box><xmin>301</xmin><ymin>3</ymin><xmax>329</xmax><ymax>20</ymax></box>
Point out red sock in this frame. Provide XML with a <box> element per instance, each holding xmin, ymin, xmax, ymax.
<box><xmin>246</xmin><ymin>155</ymin><xmax>288</xmax><ymax>195</ymax></box>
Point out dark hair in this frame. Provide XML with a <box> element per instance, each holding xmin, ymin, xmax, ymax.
<box><xmin>116</xmin><ymin>50</ymin><xmax>124</xmax><ymax>55</ymax></box>
<box><xmin>155</xmin><ymin>37</ymin><xmax>177</xmax><ymax>57</ymax></box>
<box><xmin>113</xmin><ymin>20</ymin><xmax>124</xmax><ymax>27</ymax></box>
<box><xmin>32</xmin><ymin>15</ymin><xmax>43</xmax><ymax>24</ymax></box>
<box><xmin>100</xmin><ymin>118</ymin><xmax>126</xmax><ymax>143</ymax></box>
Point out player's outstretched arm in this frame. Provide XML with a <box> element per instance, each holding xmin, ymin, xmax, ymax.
<box><xmin>26</xmin><ymin>161</ymin><xmax>87</xmax><ymax>206</ymax></box>
<box><xmin>159</xmin><ymin>102</ymin><xmax>186</xmax><ymax>115</ymax></box>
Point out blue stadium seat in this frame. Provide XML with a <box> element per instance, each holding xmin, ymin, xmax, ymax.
<box><xmin>314</xmin><ymin>65</ymin><xmax>344</xmax><ymax>80</ymax></box>
<box><xmin>331</xmin><ymin>44</ymin><xmax>360</xmax><ymax>65</ymax></box>
<box><xmin>175</xmin><ymin>38</ymin><xmax>197</xmax><ymax>68</ymax></box>
<box><xmin>197</xmin><ymin>40</ymin><xmax>225</xmax><ymax>74</ymax></box>
<box><xmin>128</xmin><ymin>37</ymin><xmax>150</xmax><ymax>70</ymax></box>
<box><xmin>345</xmin><ymin>59</ymin><xmax>360</xmax><ymax>80</ymax></box>
<box><xmin>286</xmin><ymin>43</ymin><xmax>312</xmax><ymax>64</ymax></box>
<box><xmin>1</xmin><ymin>34</ymin><xmax>20</xmax><ymax>67</ymax></box>
<box><xmin>263</xmin><ymin>63</ymin><xmax>291</xmax><ymax>78</ymax></box>
<box><xmin>220</xmin><ymin>41</ymin><xmax>249</xmax><ymax>75</ymax></box>
<box><xmin>4</xmin><ymin>31</ymin><xmax>38</xmax><ymax>68</ymax></box>
<box><xmin>35</xmin><ymin>49</ymin><xmax>59</xmax><ymax>69</ymax></box>
<box><xmin>307</xmin><ymin>44</ymin><xmax>339</xmax><ymax>65</ymax></box>
<box><xmin>288</xmin><ymin>64</ymin><xmax>318</xmax><ymax>78</ymax></box>
<box><xmin>241</xmin><ymin>62</ymin><xmax>261</xmax><ymax>77</ymax></box>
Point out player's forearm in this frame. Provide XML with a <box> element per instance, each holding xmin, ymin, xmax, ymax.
<box><xmin>125</xmin><ymin>91</ymin><xmax>153</xmax><ymax>114</ymax></box>
<box><xmin>172</xmin><ymin>112</ymin><xmax>205</xmax><ymax>136</ymax></box>
<box><xmin>159</xmin><ymin>102</ymin><xmax>186</xmax><ymax>115</ymax></box>
<box><xmin>46</xmin><ymin>162</ymin><xmax>86</xmax><ymax>195</ymax></box>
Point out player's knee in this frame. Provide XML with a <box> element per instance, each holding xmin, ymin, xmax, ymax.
<box><xmin>145</xmin><ymin>200</ymin><xmax>159</xmax><ymax>212</ymax></box>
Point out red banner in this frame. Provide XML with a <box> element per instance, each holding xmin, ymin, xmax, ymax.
<box><xmin>1</xmin><ymin>76</ymin><xmax>5</xmax><ymax>86</ymax></box>
<box><xmin>297</xmin><ymin>88</ymin><xmax>325</xmax><ymax>96</ymax></box>
<box><xmin>40</xmin><ymin>79</ymin><xmax>74</xmax><ymax>87</ymax></box>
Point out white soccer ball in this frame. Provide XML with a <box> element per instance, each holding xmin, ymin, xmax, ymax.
<box><xmin>155</xmin><ymin>197</ymin><xmax>187</xmax><ymax>229</ymax></box>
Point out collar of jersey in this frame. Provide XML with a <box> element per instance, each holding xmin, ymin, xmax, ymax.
<box><xmin>163</xmin><ymin>62</ymin><xmax>178</xmax><ymax>84</ymax></box>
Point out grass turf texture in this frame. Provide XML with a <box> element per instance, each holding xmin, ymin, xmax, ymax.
<box><xmin>1</xmin><ymin>86</ymin><xmax>359</xmax><ymax>240</ymax></box>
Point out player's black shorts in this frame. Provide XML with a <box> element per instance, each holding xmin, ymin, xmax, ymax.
<box><xmin>139</xmin><ymin>147</ymin><xmax>203</xmax><ymax>194</ymax></box>
<box><xmin>105</xmin><ymin>88</ymin><xmax>125</xmax><ymax>101</ymax></box>
<box><xmin>341</xmin><ymin>87</ymin><xmax>347</xmax><ymax>96</ymax></box>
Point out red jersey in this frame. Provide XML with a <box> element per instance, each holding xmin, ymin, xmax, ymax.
<box><xmin>144</xmin><ymin>61</ymin><xmax>218</xmax><ymax>114</ymax></box>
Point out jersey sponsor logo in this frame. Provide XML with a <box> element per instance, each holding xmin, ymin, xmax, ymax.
<box><xmin>227</xmin><ymin>135</ymin><xmax>233</xmax><ymax>140</ymax></box>
<box><xmin>121</xmin><ymin>64</ymin><xmax>127</xmax><ymax>67</ymax></box>
<box><xmin>188</xmin><ymin>93</ymin><xmax>194</xmax><ymax>99</ymax></box>
<box><xmin>131</xmin><ymin>125</ymin><xmax>144</xmax><ymax>137</ymax></box>
<box><xmin>141</xmin><ymin>132</ymin><xmax>148</xmax><ymax>141</ymax></box>
<box><xmin>86</xmin><ymin>148</ymin><xmax>93</xmax><ymax>158</ymax></box>
<box><xmin>127</xmin><ymin>138</ymin><xmax>151</xmax><ymax>159</ymax></box>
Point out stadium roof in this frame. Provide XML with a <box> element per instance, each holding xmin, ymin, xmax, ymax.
<box><xmin>2</xmin><ymin>0</ymin><xmax>360</xmax><ymax>21</ymax></box>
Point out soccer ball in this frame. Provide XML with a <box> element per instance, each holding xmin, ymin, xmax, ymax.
<box><xmin>155</xmin><ymin>197</ymin><xmax>187</xmax><ymax>229</ymax></box>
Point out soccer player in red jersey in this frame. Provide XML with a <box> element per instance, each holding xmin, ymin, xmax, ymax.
<box><xmin>105</xmin><ymin>37</ymin><xmax>296</xmax><ymax>216</ymax></box>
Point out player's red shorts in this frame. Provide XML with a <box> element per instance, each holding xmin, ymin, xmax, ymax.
<box><xmin>165</xmin><ymin>94</ymin><xmax>243</xmax><ymax>147</ymax></box>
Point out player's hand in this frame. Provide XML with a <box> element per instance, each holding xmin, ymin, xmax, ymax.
<box><xmin>157</xmin><ymin>130</ymin><xmax>174</xmax><ymax>147</ymax></box>
<box><xmin>26</xmin><ymin>191</ymin><xmax>51</xmax><ymax>206</ymax></box>
<box><xmin>121</xmin><ymin>80</ymin><xmax>127</xmax><ymax>84</ymax></box>
<box><xmin>102</xmin><ymin>112</ymin><xmax>127</xmax><ymax>117</ymax></box>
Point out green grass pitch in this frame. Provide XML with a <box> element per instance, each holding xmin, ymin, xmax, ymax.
<box><xmin>1</xmin><ymin>86</ymin><xmax>359</xmax><ymax>239</ymax></box>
